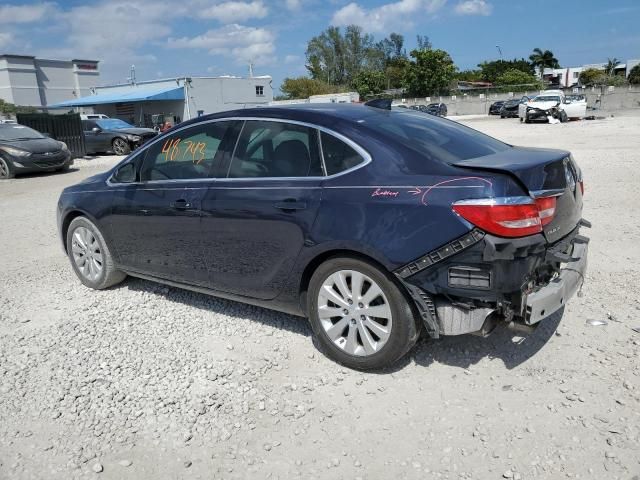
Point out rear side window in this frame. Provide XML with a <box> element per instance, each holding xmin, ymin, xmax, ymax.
<box><xmin>228</xmin><ymin>120</ymin><xmax>323</xmax><ymax>178</ymax></box>
<box><xmin>140</xmin><ymin>121</ymin><xmax>232</xmax><ymax>181</ymax></box>
<box><xmin>365</xmin><ymin>111</ymin><xmax>509</xmax><ymax>163</ymax></box>
<box><xmin>320</xmin><ymin>132</ymin><xmax>365</xmax><ymax>176</ymax></box>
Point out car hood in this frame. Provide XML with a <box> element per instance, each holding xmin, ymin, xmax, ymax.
<box><xmin>110</xmin><ymin>127</ymin><xmax>157</xmax><ymax>136</ymax></box>
<box><xmin>526</xmin><ymin>101</ymin><xmax>560</xmax><ymax>110</ymax></box>
<box><xmin>0</xmin><ymin>137</ymin><xmax>62</xmax><ymax>154</ymax></box>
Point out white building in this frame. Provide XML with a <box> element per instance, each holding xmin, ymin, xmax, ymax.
<box><xmin>542</xmin><ymin>58</ymin><xmax>639</xmax><ymax>88</ymax></box>
<box><xmin>50</xmin><ymin>75</ymin><xmax>273</xmax><ymax>127</ymax></box>
<box><xmin>0</xmin><ymin>54</ymin><xmax>99</xmax><ymax>107</ymax></box>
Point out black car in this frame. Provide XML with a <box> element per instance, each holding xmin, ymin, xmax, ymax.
<box><xmin>489</xmin><ymin>101</ymin><xmax>505</xmax><ymax>115</ymax></box>
<box><xmin>58</xmin><ymin>103</ymin><xmax>588</xmax><ymax>370</ymax></box>
<box><xmin>424</xmin><ymin>103</ymin><xmax>447</xmax><ymax>117</ymax></box>
<box><xmin>0</xmin><ymin>123</ymin><xmax>73</xmax><ymax>179</ymax></box>
<box><xmin>82</xmin><ymin>119</ymin><xmax>157</xmax><ymax>156</ymax></box>
<box><xmin>501</xmin><ymin>96</ymin><xmax>529</xmax><ymax>118</ymax></box>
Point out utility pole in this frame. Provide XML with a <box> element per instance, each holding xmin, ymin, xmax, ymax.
<box><xmin>496</xmin><ymin>45</ymin><xmax>503</xmax><ymax>60</ymax></box>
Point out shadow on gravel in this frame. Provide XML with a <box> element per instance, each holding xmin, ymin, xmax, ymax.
<box><xmin>410</xmin><ymin>308</ymin><xmax>564</xmax><ymax>371</ymax></box>
<box><xmin>9</xmin><ymin>167</ymin><xmax>79</xmax><ymax>180</ymax></box>
<box><xmin>122</xmin><ymin>277</ymin><xmax>562</xmax><ymax>372</ymax></box>
<box><xmin>123</xmin><ymin>278</ymin><xmax>313</xmax><ymax>338</ymax></box>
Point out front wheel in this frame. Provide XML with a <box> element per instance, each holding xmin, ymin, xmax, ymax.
<box><xmin>66</xmin><ymin>216</ymin><xmax>126</xmax><ymax>289</ymax></box>
<box><xmin>307</xmin><ymin>257</ymin><xmax>419</xmax><ymax>370</ymax></box>
<box><xmin>0</xmin><ymin>156</ymin><xmax>15</xmax><ymax>179</ymax></box>
<box><xmin>112</xmin><ymin>138</ymin><xmax>131</xmax><ymax>156</ymax></box>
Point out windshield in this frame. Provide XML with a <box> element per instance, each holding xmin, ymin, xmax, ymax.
<box><xmin>363</xmin><ymin>110</ymin><xmax>509</xmax><ymax>163</ymax></box>
<box><xmin>0</xmin><ymin>124</ymin><xmax>45</xmax><ymax>141</ymax></box>
<box><xmin>532</xmin><ymin>95</ymin><xmax>561</xmax><ymax>103</ymax></box>
<box><xmin>96</xmin><ymin>119</ymin><xmax>134</xmax><ymax>130</ymax></box>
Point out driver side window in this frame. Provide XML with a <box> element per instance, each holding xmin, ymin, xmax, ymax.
<box><xmin>140</xmin><ymin>121</ymin><xmax>233</xmax><ymax>181</ymax></box>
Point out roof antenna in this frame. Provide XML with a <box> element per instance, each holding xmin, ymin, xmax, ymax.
<box><xmin>364</xmin><ymin>98</ymin><xmax>392</xmax><ymax>110</ymax></box>
<box><xmin>248</xmin><ymin>61</ymin><xmax>254</xmax><ymax>78</ymax></box>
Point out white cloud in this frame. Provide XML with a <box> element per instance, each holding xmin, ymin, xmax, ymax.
<box><xmin>284</xmin><ymin>54</ymin><xmax>300</xmax><ymax>64</ymax></box>
<box><xmin>0</xmin><ymin>2</ymin><xmax>56</xmax><ymax>24</ymax></box>
<box><xmin>285</xmin><ymin>0</ymin><xmax>302</xmax><ymax>10</ymax></box>
<box><xmin>0</xmin><ymin>32</ymin><xmax>12</xmax><ymax>49</ymax></box>
<box><xmin>454</xmin><ymin>0</ymin><xmax>492</xmax><ymax>15</ymax></box>
<box><xmin>331</xmin><ymin>0</ymin><xmax>446</xmax><ymax>32</ymax></box>
<box><xmin>168</xmin><ymin>24</ymin><xmax>276</xmax><ymax>65</ymax></box>
<box><xmin>200</xmin><ymin>1</ymin><xmax>268</xmax><ymax>23</ymax></box>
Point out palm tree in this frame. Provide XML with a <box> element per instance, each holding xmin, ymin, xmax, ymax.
<box><xmin>529</xmin><ymin>48</ymin><xmax>560</xmax><ymax>73</ymax></box>
<box><xmin>605</xmin><ymin>57</ymin><xmax>620</xmax><ymax>76</ymax></box>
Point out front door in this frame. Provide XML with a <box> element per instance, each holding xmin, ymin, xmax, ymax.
<box><xmin>82</xmin><ymin>120</ymin><xmax>110</xmax><ymax>153</ymax></box>
<box><xmin>201</xmin><ymin>119</ymin><xmax>324</xmax><ymax>300</ymax></box>
<box><xmin>106</xmin><ymin>120</ymin><xmax>235</xmax><ymax>285</ymax></box>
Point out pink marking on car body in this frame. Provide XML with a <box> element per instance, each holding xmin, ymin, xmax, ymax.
<box><xmin>420</xmin><ymin>177</ymin><xmax>493</xmax><ymax>206</ymax></box>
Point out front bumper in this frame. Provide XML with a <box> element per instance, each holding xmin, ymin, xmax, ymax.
<box><xmin>12</xmin><ymin>151</ymin><xmax>73</xmax><ymax>172</ymax></box>
<box><xmin>397</xmin><ymin>223</ymin><xmax>589</xmax><ymax>337</ymax></box>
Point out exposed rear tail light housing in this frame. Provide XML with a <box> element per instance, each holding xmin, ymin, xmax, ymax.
<box><xmin>452</xmin><ymin>195</ymin><xmax>558</xmax><ymax>238</ymax></box>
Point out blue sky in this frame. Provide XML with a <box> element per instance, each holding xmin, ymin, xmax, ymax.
<box><xmin>1</xmin><ymin>0</ymin><xmax>639</xmax><ymax>92</ymax></box>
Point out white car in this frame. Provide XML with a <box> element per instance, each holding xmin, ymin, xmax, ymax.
<box><xmin>519</xmin><ymin>91</ymin><xmax>586</xmax><ymax>123</ymax></box>
<box><xmin>80</xmin><ymin>114</ymin><xmax>110</xmax><ymax>120</ymax></box>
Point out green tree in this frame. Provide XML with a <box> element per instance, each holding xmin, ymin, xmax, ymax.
<box><xmin>578</xmin><ymin>68</ymin><xmax>606</xmax><ymax>86</ymax></box>
<box><xmin>628</xmin><ymin>64</ymin><xmax>640</xmax><ymax>85</ymax></box>
<box><xmin>529</xmin><ymin>48</ymin><xmax>560</xmax><ymax>72</ymax></box>
<box><xmin>456</xmin><ymin>69</ymin><xmax>483</xmax><ymax>82</ymax></box>
<box><xmin>494</xmin><ymin>69</ymin><xmax>542</xmax><ymax>90</ymax></box>
<box><xmin>605</xmin><ymin>57</ymin><xmax>620</xmax><ymax>76</ymax></box>
<box><xmin>477</xmin><ymin>59</ymin><xmax>534</xmax><ymax>83</ymax></box>
<box><xmin>403</xmin><ymin>48</ymin><xmax>457</xmax><ymax>96</ymax></box>
<box><xmin>416</xmin><ymin>35</ymin><xmax>432</xmax><ymax>50</ymax></box>
<box><xmin>352</xmin><ymin>70</ymin><xmax>386</xmax><ymax>97</ymax></box>
<box><xmin>384</xmin><ymin>57</ymin><xmax>411</xmax><ymax>90</ymax></box>
<box><xmin>279</xmin><ymin>77</ymin><xmax>342</xmax><ymax>99</ymax></box>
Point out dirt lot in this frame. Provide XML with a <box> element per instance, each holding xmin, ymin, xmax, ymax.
<box><xmin>1</xmin><ymin>114</ymin><xmax>639</xmax><ymax>480</ymax></box>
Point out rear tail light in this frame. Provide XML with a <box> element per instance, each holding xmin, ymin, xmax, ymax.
<box><xmin>579</xmin><ymin>180</ymin><xmax>584</xmax><ymax>195</ymax></box>
<box><xmin>452</xmin><ymin>196</ymin><xmax>558</xmax><ymax>238</ymax></box>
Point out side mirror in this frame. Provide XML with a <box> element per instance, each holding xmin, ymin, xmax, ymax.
<box><xmin>112</xmin><ymin>163</ymin><xmax>136</xmax><ymax>183</ymax></box>
<box><xmin>92</xmin><ymin>127</ymin><xmax>101</xmax><ymax>133</ymax></box>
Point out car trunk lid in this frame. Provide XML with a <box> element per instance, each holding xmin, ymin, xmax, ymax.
<box><xmin>452</xmin><ymin>147</ymin><xmax>584</xmax><ymax>243</ymax></box>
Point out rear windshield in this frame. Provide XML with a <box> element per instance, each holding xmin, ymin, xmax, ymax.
<box><xmin>0</xmin><ymin>124</ymin><xmax>44</xmax><ymax>141</ymax></box>
<box><xmin>362</xmin><ymin>110</ymin><xmax>509</xmax><ymax>163</ymax></box>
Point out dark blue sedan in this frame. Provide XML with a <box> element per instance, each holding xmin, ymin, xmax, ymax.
<box><xmin>57</xmin><ymin>103</ymin><xmax>589</xmax><ymax>370</ymax></box>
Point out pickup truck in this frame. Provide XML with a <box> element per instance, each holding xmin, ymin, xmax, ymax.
<box><xmin>519</xmin><ymin>90</ymin><xmax>587</xmax><ymax>123</ymax></box>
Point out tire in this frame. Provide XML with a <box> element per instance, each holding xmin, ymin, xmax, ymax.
<box><xmin>66</xmin><ymin>216</ymin><xmax>126</xmax><ymax>290</ymax></box>
<box><xmin>307</xmin><ymin>257</ymin><xmax>419</xmax><ymax>370</ymax></box>
<box><xmin>559</xmin><ymin>110</ymin><xmax>568</xmax><ymax>123</ymax></box>
<box><xmin>112</xmin><ymin>138</ymin><xmax>131</xmax><ymax>156</ymax></box>
<box><xmin>56</xmin><ymin>163</ymin><xmax>71</xmax><ymax>173</ymax></box>
<box><xmin>0</xmin><ymin>155</ymin><xmax>15</xmax><ymax>179</ymax></box>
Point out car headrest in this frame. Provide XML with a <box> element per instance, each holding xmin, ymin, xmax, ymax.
<box><xmin>272</xmin><ymin>140</ymin><xmax>310</xmax><ymax>177</ymax></box>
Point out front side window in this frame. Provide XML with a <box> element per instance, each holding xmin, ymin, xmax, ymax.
<box><xmin>140</xmin><ymin>121</ymin><xmax>233</xmax><ymax>181</ymax></box>
<box><xmin>228</xmin><ymin>120</ymin><xmax>323</xmax><ymax>178</ymax></box>
<box><xmin>320</xmin><ymin>132</ymin><xmax>365</xmax><ymax>176</ymax></box>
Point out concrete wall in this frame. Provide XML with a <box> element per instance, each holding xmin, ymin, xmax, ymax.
<box><xmin>394</xmin><ymin>86</ymin><xmax>640</xmax><ymax>116</ymax></box>
<box><xmin>0</xmin><ymin>55</ymin><xmax>99</xmax><ymax>108</ymax></box>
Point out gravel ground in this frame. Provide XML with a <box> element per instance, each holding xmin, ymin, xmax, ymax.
<box><xmin>1</xmin><ymin>115</ymin><xmax>639</xmax><ymax>480</ymax></box>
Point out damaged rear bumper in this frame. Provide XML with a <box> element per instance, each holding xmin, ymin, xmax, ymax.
<box><xmin>523</xmin><ymin>240</ymin><xmax>587</xmax><ymax>324</ymax></box>
<box><xmin>396</xmin><ymin>223</ymin><xmax>590</xmax><ymax>338</ymax></box>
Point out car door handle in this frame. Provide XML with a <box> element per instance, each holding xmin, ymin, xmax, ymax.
<box><xmin>274</xmin><ymin>199</ymin><xmax>307</xmax><ymax>211</ymax></box>
<box><xmin>170</xmin><ymin>199</ymin><xmax>192</xmax><ymax>210</ymax></box>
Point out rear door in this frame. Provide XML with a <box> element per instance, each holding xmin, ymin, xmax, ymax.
<box><xmin>106</xmin><ymin>121</ymin><xmax>234</xmax><ymax>284</ymax></box>
<box><xmin>201</xmin><ymin>119</ymin><xmax>324</xmax><ymax>300</ymax></box>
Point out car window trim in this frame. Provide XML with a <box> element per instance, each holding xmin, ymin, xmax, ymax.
<box><xmin>106</xmin><ymin>116</ymin><xmax>372</xmax><ymax>186</ymax></box>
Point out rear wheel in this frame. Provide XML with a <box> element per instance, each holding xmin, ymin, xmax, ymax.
<box><xmin>66</xmin><ymin>216</ymin><xmax>126</xmax><ymax>289</ymax></box>
<box><xmin>0</xmin><ymin>156</ymin><xmax>15</xmax><ymax>179</ymax></box>
<box><xmin>112</xmin><ymin>138</ymin><xmax>131</xmax><ymax>156</ymax></box>
<box><xmin>307</xmin><ymin>257</ymin><xmax>419</xmax><ymax>370</ymax></box>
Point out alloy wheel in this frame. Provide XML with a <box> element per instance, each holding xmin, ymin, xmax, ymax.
<box><xmin>71</xmin><ymin>226</ymin><xmax>104</xmax><ymax>281</ymax></box>
<box><xmin>113</xmin><ymin>139</ymin><xmax>128</xmax><ymax>155</ymax></box>
<box><xmin>317</xmin><ymin>269</ymin><xmax>393</xmax><ymax>357</ymax></box>
<box><xmin>0</xmin><ymin>158</ymin><xmax>9</xmax><ymax>178</ymax></box>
